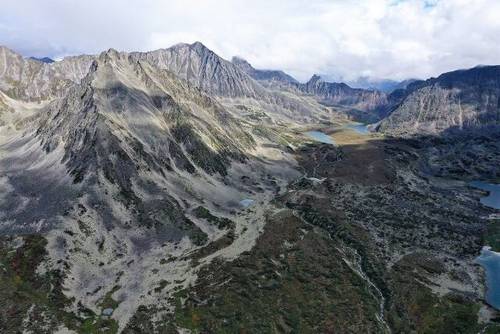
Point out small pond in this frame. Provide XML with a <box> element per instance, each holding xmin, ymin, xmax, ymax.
<box><xmin>470</xmin><ymin>181</ymin><xmax>500</xmax><ymax>210</ymax></box>
<box><xmin>305</xmin><ymin>131</ymin><xmax>335</xmax><ymax>145</ymax></box>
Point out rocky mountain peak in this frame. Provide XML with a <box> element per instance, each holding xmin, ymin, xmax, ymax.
<box><xmin>98</xmin><ymin>48</ymin><xmax>125</xmax><ymax>63</ymax></box>
<box><xmin>307</xmin><ymin>74</ymin><xmax>323</xmax><ymax>84</ymax></box>
<box><xmin>190</xmin><ymin>40</ymin><xmax>210</xmax><ymax>51</ymax></box>
<box><xmin>0</xmin><ymin>45</ymin><xmax>28</xmax><ymax>68</ymax></box>
<box><xmin>131</xmin><ymin>42</ymin><xmax>265</xmax><ymax>98</ymax></box>
<box><xmin>231</xmin><ymin>56</ymin><xmax>254</xmax><ymax>71</ymax></box>
<box><xmin>169</xmin><ymin>41</ymin><xmax>213</xmax><ymax>56</ymax></box>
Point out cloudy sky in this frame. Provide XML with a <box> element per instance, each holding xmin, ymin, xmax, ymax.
<box><xmin>1</xmin><ymin>0</ymin><xmax>499</xmax><ymax>82</ymax></box>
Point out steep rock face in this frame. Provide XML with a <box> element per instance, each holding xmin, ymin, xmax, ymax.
<box><xmin>2</xmin><ymin>43</ymin><xmax>262</xmax><ymax>101</ymax></box>
<box><xmin>379</xmin><ymin>66</ymin><xmax>500</xmax><ymax>135</ymax></box>
<box><xmin>231</xmin><ymin>56</ymin><xmax>298</xmax><ymax>84</ymax></box>
<box><xmin>300</xmin><ymin>75</ymin><xmax>389</xmax><ymax>111</ymax></box>
<box><xmin>130</xmin><ymin>42</ymin><xmax>265</xmax><ymax>98</ymax></box>
<box><xmin>37</xmin><ymin>49</ymin><xmax>253</xmax><ymax>183</ymax></box>
<box><xmin>0</xmin><ymin>46</ymin><xmax>94</xmax><ymax>101</ymax></box>
<box><xmin>347</xmin><ymin>77</ymin><xmax>418</xmax><ymax>93</ymax></box>
<box><xmin>0</xmin><ymin>94</ymin><xmax>12</xmax><ymax>125</ymax></box>
<box><xmin>130</xmin><ymin>43</ymin><xmax>332</xmax><ymax>122</ymax></box>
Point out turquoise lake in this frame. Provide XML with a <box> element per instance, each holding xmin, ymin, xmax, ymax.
<box><xmin>471</xmin><ymin>181</ymin><xmax>500</xmax><ymax>309</ymax></box>
<box><xmin>476</xmin><ymin>247</ymin><xmax>500</xmax><ymax>309</ymax></box>
<box><xmin>305</xmin><ymin>131</ymin><xmax>335</xmax><ymax>145</ymax></box>
<box><xmin>470</xmin><ymin>181</ymin><xmax>500</xmax><ymax>210</ymax></box>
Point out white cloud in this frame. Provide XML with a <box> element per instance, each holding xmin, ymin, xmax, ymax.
<box><xmin>1</xmin><ymin>0</ymin><xmax>499</xmax><ymax>82</ymax></box>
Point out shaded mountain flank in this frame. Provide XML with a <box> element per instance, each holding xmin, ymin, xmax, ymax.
<box><xmin>379</xmin><ymin>66</ymin><xmax>500</xmax><ymax>136</ymax></box>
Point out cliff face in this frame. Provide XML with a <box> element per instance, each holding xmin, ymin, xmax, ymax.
<box><xmin>301</xmin><ymin>74</ymin><xmax>389</xmax><ymax>110</ymax></box>
<box><xmin>0</xmin><ymin>43</ymin><xmax>262</xmax><ymax>101</ymax></box>
<box><xmin>379</xmin><ymin>66</ymin><xmax>500</xmax><ymax>135</ymax></box>
<box><xmin>131</xmin><ymin>43</ymin><xmax>266</xmax><ymax>98</ymax></box>
<box><xmin>0</xmin><ymin>46</ymin><xmax>94</xmax><ymax>101</ymax></box>
<box><xmin>293</xmin><ymin>74</ymin><xmax>390</xmax><ymax>122</ymax></box>
<box><xmin>231</xmin><ymin>56</ymin><xmax>298</xmax><ymax>84</ymax></box>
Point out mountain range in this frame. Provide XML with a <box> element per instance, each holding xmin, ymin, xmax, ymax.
<box><xmin>0</xmin><ymin>42</ymin><xmax>499</xmax><ymax>333</ymax></box>
<box><xmin>232</xmin><ymin>54</ymin><xmax>500</xmax><ymax>131</ymax></box>
<box><xmin>346</xmin><ymin>77</ymin><xmax>417</xmax><ymax>93</ymax></box>
<box><xmin>379</xmin><ymin>65</ymin><xmax>500</xmax><ymax>135</ymax></box>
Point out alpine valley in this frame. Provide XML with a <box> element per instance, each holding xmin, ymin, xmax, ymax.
<box><xmin>0</xmin><ymin>42</ymin><xmax>499</xmax><ymax>334</ymax></box>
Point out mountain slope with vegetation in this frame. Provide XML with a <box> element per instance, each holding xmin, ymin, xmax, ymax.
<box><xmin>0</xmin><ymin>42</ymin><xmax>499</xmax><ymax>333</ymax></box>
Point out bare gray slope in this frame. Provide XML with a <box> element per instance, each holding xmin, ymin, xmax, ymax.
<box><xmin>37</xmin><ymin>50</ymin><xmax>253</xmax><ymax>179</ymax></box>
<box><xmin>0</xmin><ymin>46</ymin><xmax>94</xmax><ymax>101</ymax></box>
<box><xmin>130</xmin><ymin>42</ymin><xmax>331</xmax><ymax>122</ymax></box>
<box><xmin>379</xmin><ymin>66</ymin><xmax>500</xmax><ymax>135</ymax></box>
<box><xmin>131</xmin><ymin>42</ymin><xmax>265</xmax><ymax>98</ymax></box>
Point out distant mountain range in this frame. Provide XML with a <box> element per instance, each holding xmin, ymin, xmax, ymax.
<box><xmin>29</xmin><ymin>56</ymin><xmax>55</xmax><ymax>63</ymax></box>
<box><xmin>6</xmin><ymin>43</ymin><xmax>499</xmax><ymax>135</ymax></box>
<box><xmin>347</xmin><ymin>77</ymin><xmax>418</xmax><ymax>93</ymax></box>
<box><xmin>231</xmin><ymin>56</ymin><xmax>298</xmax><ymax>84</ymax></box>
<box><xmin>233</xmin><ymin>55</ymin><xmax>500</xmax><ymax>134</ymax></box>
<box><xmin>233</xmin><ymin>57</ymin><xmax>392</xmax><ymax>122</ymax></box>
<box><xmin>231</xmin><ymin>56</ymin><xmax>417</xmax><ymax>94</ymax></box>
